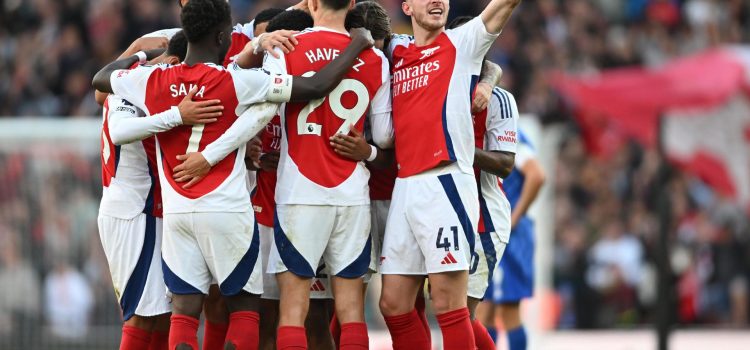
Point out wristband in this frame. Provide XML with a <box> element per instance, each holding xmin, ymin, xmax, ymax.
<box><xmin>134</xmin><ymin>51</ymin><xmax>148</xmax><ymax>65</ymax></box>
<box><xmin>366</xmin><ymin>145</ymin><xmax>377</xmax><ymax>162</ymax></box>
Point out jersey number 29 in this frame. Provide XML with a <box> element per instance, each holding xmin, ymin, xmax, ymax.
<box><xmin>297</xmin><ymin>72</ymin><xmax>369</xmax><ymax>137</ymax></box>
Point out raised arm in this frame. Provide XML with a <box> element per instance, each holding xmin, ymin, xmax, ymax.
<box><xmin>288</xmin><ymin>27</ymin><xmax>374</xmax><ymax>101</ymax></box>
<box><xmin>481</xmin><ymin>0</ymin><xmax>522</xmax><ymax>34</ymax></box>
<box><xmin>473</xmin><ymin>60</ymin><xmax>503</xmax><ymax>113</ymax></box>
<box><xmin>91</xmin><ymin>49</ymin><xmax>164</xmax><ymax>93</ymax></box>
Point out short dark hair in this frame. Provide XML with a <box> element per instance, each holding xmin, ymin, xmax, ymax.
<box><xmin>166</xmin><ymin>30</ymin><xmax>188</xmax><ymax>61</ymax></box>
<box><xmin>320</xmin><ymin>0</ymin><xmax>350</xmax><ymax>11</ymax></box>
<box><xmin>253</xmin><ymin>8</ymin><xmax>285</xmax><ymax>30</ymax></box>
<box><xmin>180</xmin><ymin>0</ymin><xmax>231</xmax><ymax>42</ymax></box>
<box><xmin>446</xmin><ymin>16</ymin><xmax>473</xmax><ymax>30</ymax></box>
<box><xmin>266</xmin><ymin>10</ymin><xmax>314</xmax><ymax>32</ymax></box>
<box><xmin>345</xmin><ymin>1</ymin><xmax>390</xmax><ymax>41</ymax></box>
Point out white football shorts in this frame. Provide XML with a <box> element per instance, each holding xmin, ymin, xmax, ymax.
<box><xmin>98</xmin><ymin>213</ymin><xmax>171</xmax><ymax>320</ymax></box>
<box><xmin>268</xmin><ymin>205</ymin><xmax>371</xmax><ymax>279</ymax></box>
<box><xmin>380</xmin><ymin>170</ymin><xmax>479</xmax><ymax>275</ymax></box>
<box><xmin>161</xmin><ymin>210</ymin><xmax>263</xmax><ymax>296</ymax></box>
<box><xmin>468</xmin><ymin>230</ymin><xmax>507</xmax><ymax>299</ymax></box>
<box><xmin>259</xmin><ymin>224</ymin><xmax>332</xmax><ymax>299</ymax></box>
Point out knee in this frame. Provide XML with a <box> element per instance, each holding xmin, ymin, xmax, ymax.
<box><xmin>379</xmin><ymin>291</ymin><xmax>411</xmax><ymax>317</ymax></box>
<box><xmin>172</xmin><ymin>295</ymin><xmax>204</xmax><ymax>319</ymax></box>
<box><xmin>124</xmin><ymin>315</ymin><xmax>157</xmax><ymax>331</ymax></box>
<box><xmin>430</xmin><ymin>287</ymin><xmax>466</xmax><ymax>314</ymax></box>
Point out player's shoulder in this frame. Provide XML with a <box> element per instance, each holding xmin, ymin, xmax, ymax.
<box><xmin>491</xmin><ymin>87</ymin><xmax>517</xmax><ymax>108</ymax></box>
<box><xmin>389</xmin><ymin>33</ymin><xmax>414</xmax><ymax>49</ymax></box>
<box><xmin>232</xmin><ymin>21</ymin><xmax>255</xmax><ymax>39</ymax></box>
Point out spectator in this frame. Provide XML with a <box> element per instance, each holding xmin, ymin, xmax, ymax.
<box><xmin>43</xmin><ymin>260</ymin><xmax>94</xmax><ymax>339</ymax></box>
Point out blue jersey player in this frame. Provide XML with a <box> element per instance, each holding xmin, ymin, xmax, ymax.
<box><xmin>479</xmin><ymin>130</ymin><xmax>545</xmax><ymax>350</ymax></box>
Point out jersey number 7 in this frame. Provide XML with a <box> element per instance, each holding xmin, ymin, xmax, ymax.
<box><xmin>297</xmin><ymin>71</ymin><xmax>370</xmax><ymax>137</ymax></box>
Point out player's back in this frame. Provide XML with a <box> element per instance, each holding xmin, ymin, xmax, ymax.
<box><xmin>271</xmin><ymin>28</ymin><xmax>390</xmax><ymax>206</ymax></box>
<box><xmin>141</xmin><ymin>63</ymin><xmax>249</xmax><ymax>213</ymax></box>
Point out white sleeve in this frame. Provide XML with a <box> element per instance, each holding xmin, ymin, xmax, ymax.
<box><xmin>201</xmin><ymin>102</ymin><xmax>279</xmax><ymax>166</ymax></box>
<box><xmin>233</xmin><ymin>22</ymin><xmax>255</xmax><ymax>40</ymax></box>
<box><xmin>262</xmin><ymin>48</ymin><xmax>288</xmax><ymax>74</ymax></box>
<box><xmin>109</xmin><ymin>65</ymin><xmax>159</xmax><ymax>113</ymax></box>
<box><xmin>369</xmin><ymin>53</ymin><xmax>393</xmax><ymax>149</ymax></box>
<box><xmin>141</xmin><ymin>28</ymin><xmax>181</xmax><ymax>40</ymax></box>
<box><xmin>485</xmin><ymin>88</ymin><xmax>518</xmax><ymax>153</ymax></box>
<box><xmin>107</xmin><ymin>95</ymin><xmax>183</xmax><ymax>145</ymax></box>
<box><xmin>227</xmin><ymin>63</ymin><xmax>293</xmax><ymax>114</ymax></box>
<box><xmin>446</xmin><ymin>16</ymin><xmax>499</xmax><ymax>66</ymax></box>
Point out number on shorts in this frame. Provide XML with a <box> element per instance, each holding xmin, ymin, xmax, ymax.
<box><xmin>297</xmin><ymin>71</ymin><xmax>370</xmax><ymax>137</ymax></box>
<box><xmin>436</xmin><ymin>226</ymin><xmax>460</xmax><ymax>251</ymax></box>
<box><xmin>469</xmin><ymin>251</ymin><xmax>480</xmax><ymax>274</ymax></box>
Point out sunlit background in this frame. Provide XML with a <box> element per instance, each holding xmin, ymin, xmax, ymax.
<box><xmin>1</xmin><ymin>0</ymin><xmax>749</xmax><ymax>349</ymax></box>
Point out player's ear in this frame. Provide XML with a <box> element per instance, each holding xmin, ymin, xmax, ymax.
<box><xmin>402</xmin><ymin>1</ymin><xmax>412</xmax><ymax>16</ymax></box>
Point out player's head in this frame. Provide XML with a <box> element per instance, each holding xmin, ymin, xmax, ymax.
<box><xmin>266</xmin><ymin>10</ymin><xmax>314</xmax><ymax>32</ymax></box>
<box><xmin>253</xmin><ymin>8</ymin><xmax>285</xmax><ymax>36</ymax></box>
<box><xmin>181</xmin><ymin>0</ymin><xmax>232</xmax><ymax>62</ymax></box>
<box><xmin>309</xmin><ymin>0</ymin><xmax>355</xmax><ymax>21</ymax></box>
<box><xmin>152</xmin><ymin>30</ymin><xmax>189</xmax><ymax>65</ymax></box>
<box><xmin>446</xmin><ymin>15</ymin><xmax>472</xmax><ymax>30</ymax></box>
<box><xmin>402</xmin><ymin>0</ymin><xmax>449</xmax><ymax>32</ymax></box>
<box><xmin>346</xmin><ymin>1</ymin><xmax>391</xmax><ymax>50</ymax></box>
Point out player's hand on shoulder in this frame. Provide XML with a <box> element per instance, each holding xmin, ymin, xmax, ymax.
<box><xmin>349</xmin><ymin>27</ymin><xmax>374</xmax><ymax>50</ymax></box>
<box><xmin>178</xmin><ymin>87</ymin><xmax>223</xmax><ymax>125</ymax></box>
<box><xmin>259</xmin><ymin>30</ymin><xmax>300</xmax><ymax>58</ymax></box>
<box><xmin>329</xmin><ymin>126</ymin><xmax>372</xmax><ymax>161</ymax></box>
<box><xmin>173</xmin><ymin>152</ymin><xmax>211</xmax><ymax>189</ymax></box>
<box><xmin>472</xmin><ymin>82</ymin><xmax>493</xmax><ymax>114</ymax></box>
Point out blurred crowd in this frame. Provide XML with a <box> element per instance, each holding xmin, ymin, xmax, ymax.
<box><xmin>552</xmin><ymin>133</ymin><xmax>750</xmax><ymax>329</ymax></box>
<box><xmin>0</xmin><ymin>0</ymin><xmax>749</xmax><ymax>343</ymax></box>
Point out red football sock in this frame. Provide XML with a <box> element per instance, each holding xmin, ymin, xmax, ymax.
<box><xmin>148</xmin><ymin>330</ymin><xmax>169</xmax><ymax>350</ymax></box>
<box><xmin>383</xmin><ymin>309</ymin><xmax>431</xmax><ymax>350</ymax></box>
<box><xmin>277</xmin><ymin>326</ymin><xmax>307</xmax><ymax>350</ymax></box>
<box><xmin>330</xmin><ymin>312</ymin><xmax>341</xmax><ymax>349</ymax></box>
<box><xmin>121</xmin><ymin>325</ymin><xmax>152</xmax><ymax>350</ymax></box>
<box><xmin>169</xmin><ymin>314</ymin><xmax>200</xmax><ymax>350</ymax></box>
<box><xmin>225</xmin><ymin>311</ymin><xmax>260</xmax><ymax>350</ymax></box>
<box><xmin>472</xmin><ymin>318</ymin><xmax>495</xmax><ymax>350</ymax></box>
<box><xmin>203</xmin><ymin>319</ymin><xmax>229</xmax><ymax>350</ymax></box>
<box><xmin>436</xmin><ymin>308</ymin><xmax>474</xmax><ymax>350</ymax></box>
<box><xmin>414</xmin><ymin>294</ymin><xmax>431</xmax><ymax>345</ymax></box>
<box><xmin>339</xmin><ymin>322</ymin><xmax>368</xmax><ymax>350</ymax></box>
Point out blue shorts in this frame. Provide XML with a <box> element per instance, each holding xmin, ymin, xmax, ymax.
<box><xmin>485</xmin><ymin>217</ymin><xmax>534</xmax><ymax>303</ymax></box>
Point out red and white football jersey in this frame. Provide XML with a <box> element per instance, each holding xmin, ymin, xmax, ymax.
<box><xmin>263</xmin><ymin>27</ymin><xmax>391</xmax><ymax>206</ymax></box>
<box><xmin>100</xmin><ymin>95</ymin><xmax>163</xmax><ymax>219</ymax></box>
<box><xmin>388</xmin><ymin>17</ymin><xmax>499</xmax><ymax>178</ymax></box>
<box><xmin>223</xmin><ymin>22</ymin><xmax>255</xmax><ymax>67</ymax></box>
<box><xmin>109</xmin><ymin>63</ymin><xmax>290</xmax><ymax>213</ymax></box>
<box><xmin>474</xmin><ymin>87</ymin><xmax>518</xmax><ymax>241</ymax></box>
<box><xmin>251</xmin><ymin>115</ymin><xmax>281</xmax><ymax>227</ymax></box>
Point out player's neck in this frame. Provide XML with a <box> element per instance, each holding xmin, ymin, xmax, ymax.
<box><xmin>184</xmin><ymin>43</ymin><xmax>221</xmax><ymax>66</ymax></box>
<box><xmin>412</xmin><ymin>24</ymin><xmax>444</xmax><ymax>47</ymax></box>
<box><xmin>313</xmin><ymin>10</ymin><xmax>347</xmax><ymax>33</ymax></box>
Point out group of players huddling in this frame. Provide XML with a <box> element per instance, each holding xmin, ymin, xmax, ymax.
<box><xmin>91</xmin><ymin>0</ymin><xmax>546</xmax><ymax>349</ymax></box>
